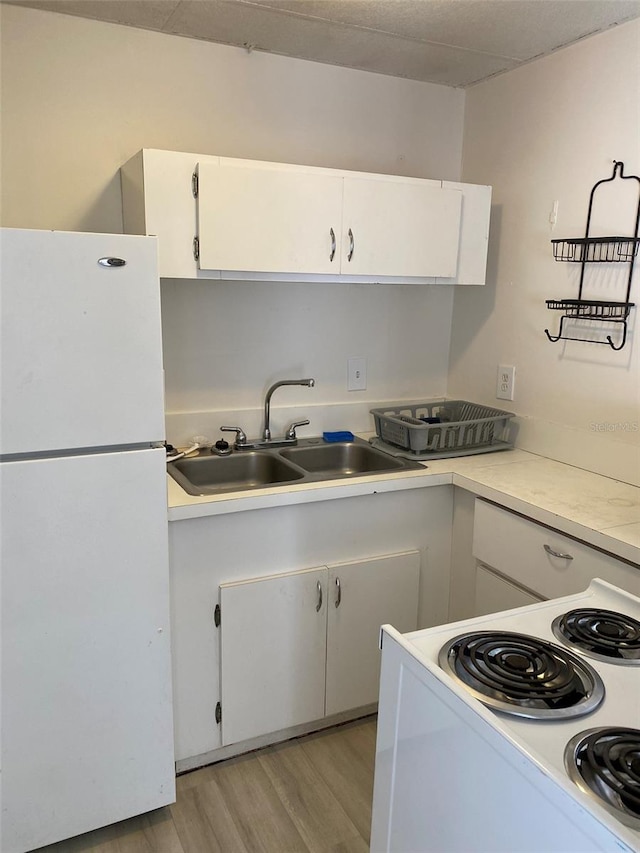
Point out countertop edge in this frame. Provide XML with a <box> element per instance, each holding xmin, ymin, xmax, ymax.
<box><xmin>167</xmin><ymin>468</ymin><xmax>452</xmax><ymax>520</ymax></box>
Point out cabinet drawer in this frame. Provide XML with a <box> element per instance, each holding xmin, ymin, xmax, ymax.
<box><xmin>475</xmin><ymin>563</ymin><xmax>543</xmax><ymax>616</ymax></box>
<box><xmin>472</xmin><ymin>500</ymin><xmax>640</xmax><ymax>599</ymax></box>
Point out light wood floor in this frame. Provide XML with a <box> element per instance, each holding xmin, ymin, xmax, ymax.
<box><xmin>36</xmin><ymin>716</ymin><xmax>377</xmax><ymax>853</ymax></box>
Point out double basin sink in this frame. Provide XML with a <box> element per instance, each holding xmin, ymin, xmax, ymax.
<box><xmin>168</xmin><ymin>436</ymin><xmax>424</xmax><ymax>496</ymax></box>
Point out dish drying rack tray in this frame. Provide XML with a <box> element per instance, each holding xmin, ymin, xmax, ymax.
<box><xmin>546</xmin><ymin>161</ymin><xmax>639</xmax><ymax>351</ymax></box>
<box><xmin>370</xmin><ymin>400</ymin><xmax>515</xmax><ymax>460</ymax></box>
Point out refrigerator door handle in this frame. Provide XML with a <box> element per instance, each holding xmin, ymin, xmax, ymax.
<box><xmin>98</xmin><ymin>257</ymin><xmax>127</xmax><ymax>267</ymax></box>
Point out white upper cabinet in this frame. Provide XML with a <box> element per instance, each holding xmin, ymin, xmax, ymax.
<box><xmin>121</xmin><ymin>149</ymin><xmax>490</xmax><ymax>284</ymax></box>
<box><xmin>197</xmin><ymin>159</ymin><xmax>344</xmax><ymax>274</ymax></box>
<box><xmin>197</xmin><ymin>162</ymin><xmax>461</xmax><ymax>278</ymax></box>
<box><xmin>436</xmin><ymin>181</ymin><xmax>492</xmax><ymax>285</ymax></box>
<box><xmin>121</xmin><ymin>149</ymin><xmax>202</xmax><ymax>280</ymax></box>
<box><xmin>341</xmin><ymin>176</ymin><xmax>460</xmax><ymax>278</ymax></box>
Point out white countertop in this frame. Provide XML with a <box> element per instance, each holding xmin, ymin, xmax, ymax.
<box><xmin>167</xmin><ymin>443</ymin><xmax>640</xmax><ymax>566</ymax></box>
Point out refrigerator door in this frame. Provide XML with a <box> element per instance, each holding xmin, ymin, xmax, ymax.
<box><xmin>0</xmin><ymin>228</ymin><xmax>165</xmax><ymax>455</ymax></box>
<box><xmin>1</xmin><ymin>448</ymin><xmax>175</xmax><ymax>853</ymax></box>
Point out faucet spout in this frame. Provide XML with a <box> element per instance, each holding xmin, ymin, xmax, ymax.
<box><xmin>263</xmin><ymin>378</ymin><xmax>315</xmax><ymax>440</ymax></box>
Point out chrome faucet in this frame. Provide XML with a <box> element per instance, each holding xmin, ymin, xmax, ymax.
<box><xmin>221</xmin><ymin>378</ymin><xmax>315</xmax><ymax>450</ymax></box>
<box><xmin>263</xmin><ymin>378</ymin><xmax>315</xmax><ymax>440</ymax></box>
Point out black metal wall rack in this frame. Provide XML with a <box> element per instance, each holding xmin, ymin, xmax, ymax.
<box><xmin>545</xmin><ymin>161</ymin><xmax>639</xmax><ymax>351</ymax></box>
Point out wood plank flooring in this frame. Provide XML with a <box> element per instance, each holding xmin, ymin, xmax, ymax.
<box><xmin>35</xmin><ymin>716</ymin><xmax>377</xmax><ymax>853</ymax></box>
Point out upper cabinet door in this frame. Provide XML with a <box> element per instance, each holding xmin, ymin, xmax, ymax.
<box><xmin>342</xmin><ymin>177</ymin><xmax>462</xmax><ymax>277</ymax></box>
<box><xmin>197</xmin><ymin>160</ymin><xmax>343</xmax><ymax>274</ymax></box>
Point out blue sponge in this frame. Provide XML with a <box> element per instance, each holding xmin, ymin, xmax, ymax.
<box><xmin>323</xmin><ymin>431</ymin><xmax>355</xmax><ymax>442</ymax></box>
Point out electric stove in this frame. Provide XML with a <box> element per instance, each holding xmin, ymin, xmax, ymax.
<box><xmin>371</xmin><ymin>579</ymin><xmax>640</xmax><ymax>852</ymax></box>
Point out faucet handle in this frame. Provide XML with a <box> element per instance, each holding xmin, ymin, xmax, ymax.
<box><xmin>285</xmin><ymin>419</ymin><xmax>310</xmax><ymax>440</ymax></box>
<box><xmin>220</xmin><ymin>425</ymin><xmax>247</xmax><ymax>446</ymax></box>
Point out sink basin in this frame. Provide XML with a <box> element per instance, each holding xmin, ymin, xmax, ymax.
<box><xmin>279</xmin><ymin>441</ymin><xmax>415</xmax><ymax>475</ymax></box>
<box><xmin>168</xmin><ymin>437</ymin><xmax>424</xmax><ymax>496</ymax></box>
<box><xmin>169</xmin><ymin>451</ymin><xmax>305</xmax><ymax>496</ymax></box>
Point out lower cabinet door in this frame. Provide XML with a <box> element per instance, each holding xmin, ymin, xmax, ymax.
<box><xmin>325</xmin><ymin>550</ymin><xmax>420</xmax><ymax>716</ymax></box>
<box><xmin>219</xmin><ymin>566</ymin><xmax>327</xmax><ymax>745</ymax></box>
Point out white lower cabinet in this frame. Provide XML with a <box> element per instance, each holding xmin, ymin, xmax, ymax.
<box><xmin>169</xmin><ymin>487</ymin><xmax>637</xmax><ymax>769</ymax></box>
<box><xmin>219</xmin><ymin>551</ymin><xmax>420</xmax><ymax>746</ymax></box>
<box><xmin>168</xmin><ymin>487</ymin><xmax>453</xmax><ymax>769</ymax></box>
<box><xmin>472</xmin><ymin>499</ymin><xmax>640</xmax><ymax>615</ymax></box>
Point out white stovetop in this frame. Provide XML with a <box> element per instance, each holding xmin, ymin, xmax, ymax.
<box><xmin>401</xmin><ymin>579</ymin><xmax>640</xmax><ymax>850</ymax></box>
<box><xmin>406</xmin><ymin>579</ymin><xmax>640</xmax><ymax>737</ymax></box>
<box><xmin>167</xmin><ymin>442</ymin><xmax>640</xmax><ymax>566</ymax></box>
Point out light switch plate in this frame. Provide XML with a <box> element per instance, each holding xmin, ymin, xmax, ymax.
<box><xmin>348</xmin><ymin>357</ymin><xmax>367</xmax><ymax>391</ymax></box>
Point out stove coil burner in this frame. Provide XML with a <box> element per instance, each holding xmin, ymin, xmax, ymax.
<box><xmin>439</xmin><ymin>631</ymin><xmax>605</xmax><ymax>719</ymax></box>
<box><xmin>565</xmin><ymin>727</ymin><xmax>640</xmax><ymax>829</ymax></box>
<box><xmin>552</xmin><ymin>608</ymin><xmax>640</xmax><ymax>665</ymax></box>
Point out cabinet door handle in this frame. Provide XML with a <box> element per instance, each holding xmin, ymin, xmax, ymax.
<box><xmin>347</xmin><ymin>228</ymin><xmax>355</xmax><ymax>262</ymax></box>
<box><xmin>335</xmin><ymin>576</ymin><xmax>341</xmax><ymax>608</ymax></box>
<box><xmin>316</xmin><ymin>580</ymin><xmax>323</xmax><ymax>612</ymax></box>
<box><xmin>544</xmin><ymin>543</ymin><xmax>574</xmax><ymax>561</ymax></box>
<box><xmin>329</xmin><ymin>228</ymin><xmax>336</xmax><ymax>262</ymax></box>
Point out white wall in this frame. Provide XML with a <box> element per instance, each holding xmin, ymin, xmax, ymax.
<box><xmin>451</xmin><ymin>20</ymin><xmax>640</xmax><ymax>485</ymax></box>
<box><xmin>0</xmin><ymin>4</ymin><xmax>465</xmax><ymax>441</ymax></box>
<box><xmin>160</xmin><ymin>278</ymin><xmax>454</xmax><ymax>441</ymax></box>
<box><xmin>4</xmin><ymin>5</ymin><xmax>638</xmax><ymax>480</ymax></box>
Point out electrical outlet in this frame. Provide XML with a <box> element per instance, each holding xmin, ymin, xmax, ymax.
<box><xmin>348</xmin><ymin>357</ymin><xmax>367</xmax><ymax>391</ymax></box>
<box><xmin>496</xmin><ymin>364</ymin><xmax>515</xmax><ymax>401</ymax></box>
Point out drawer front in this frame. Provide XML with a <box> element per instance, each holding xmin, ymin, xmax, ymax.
<box><xmin>475</xmin><ymin>563</ymin><xmax>543</xmax><ymax>616</ymax></box>
<box><xmin>472</xmin><ymin>500</ymin><xmax>640</xmax><ymax>600</ymax></box>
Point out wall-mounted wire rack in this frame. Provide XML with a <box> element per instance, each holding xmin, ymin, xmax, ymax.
<box><xmin>545</xmin><ymin>160</ymin><xmax>639</xmax><ymax>351</ymax></box>
<box><xmin>551</xmin><ymin>236</ymin><xmax>639</xmax><ymax>263</ymax></box>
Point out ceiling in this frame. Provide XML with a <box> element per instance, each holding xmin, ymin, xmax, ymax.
<box><xmin>5</xmin><ymin>0</ymin><xmax>640</xmax><ymax>87</ymax></box>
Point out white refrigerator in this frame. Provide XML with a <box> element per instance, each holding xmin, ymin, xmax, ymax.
<box><xmin>0</xmin><ymin>228</ymin><xmax>175</xmax><ymax>853</ymax></box>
